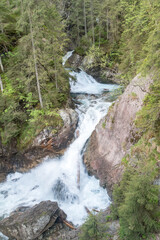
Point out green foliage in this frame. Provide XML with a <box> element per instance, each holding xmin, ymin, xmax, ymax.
<box><xmin>136</xmin><ymin>80</ymin><xmax>160</xmax><ymax>142</ymax></box>
<box><xmin>75</xmin><ymin>46</ymin><xmax>86</xmax><ymax>56</ymax></box>
<box><xmin>112</xmin><ymin>142</ymin><xmax>160</xmax><ymax>240</ymax></box>
<box><xmin>0</xmin><ymin>0</ymin><xmax>70</xmax><ymax>147</ymax></box>
<box><xmin>0</xmin><ymin>0</ymin><xmax>18</xmax><ymax>52</ymax></box>
<box><xmin>18</xmin><ymin>109</ymin><xmax>62</xmax><ymax>149</ymax></box>
<box><xmin>74</xmin><ymin>36</ymin><xmax>91</xmax><ymax>56</ymax></box>
<box><xmin>85</xmin><ymin>45</ymin><xmax>105</xmax><ymax>69</ymax></box>
<box><xmin>79</xmin><ymin>212</ymin><xmax>110</xmax><ymax>240</ymax></box>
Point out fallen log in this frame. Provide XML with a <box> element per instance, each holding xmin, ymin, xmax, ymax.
<box><xmin>62</xmin><ymin>219</ymin><xmax>76</xmax><ymax>230</ymax></box>
<box><xmin>85</xmin><ymin>207</ymin><xmax>99</xmax><ymax>214</ymax></box>
<box><xmin>93</xmin><ymin>209</ymin><xmax>99</xmax><ymax>213</ymax></box>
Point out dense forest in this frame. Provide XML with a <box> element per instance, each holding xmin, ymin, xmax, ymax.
<box><xmin>0</xmin><ymin>0</ymin><xmax>70</xmax><ymax>149</ymax></box>
<box><xmin>0</xmin><ymin>0</ymin><xmax>160</xmax><ymax>239</ymax></box>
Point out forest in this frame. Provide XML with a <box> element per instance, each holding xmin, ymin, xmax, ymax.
<box><xmin>0</xmin><ymin>0</ymin><xmax>160</xmax><ymax>239</ymax></box>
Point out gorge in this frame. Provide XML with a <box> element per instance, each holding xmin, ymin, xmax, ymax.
<box><xmin>0</xmin><ymin>0</ymin><xmax>160</xmax><ymax>239</ymax></box>
<box><xmin>0</xmin><ymin>52</ymin><xmax>119</xmax><ymax>239</ymax></box>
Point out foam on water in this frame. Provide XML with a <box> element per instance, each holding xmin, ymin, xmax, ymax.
<box><xmin>0</xmin><ymin>52</ymin><xmax>118</xmax><ymax>238</ymax></box>
<box><xmin>70</xmin><ymin>69</ymin><xmax>119</xmax><ymax>94</ymax></box>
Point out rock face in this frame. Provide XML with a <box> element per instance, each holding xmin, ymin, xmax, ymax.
<box><xmin>0</xmin><ymin>201</ymin><xmax>66</xmax><ymax>240</ymax></box>
<box><xmin>66</xmin><ymin>53</ymin><xmax>83</xmax><ymax>69</ymax></box>
<box><xmin>0</xmin><ymin>108</ymin><xmax>78</xmax><ymax>183</ymax></box>
<box><xmin>66</xmin><ymin>53</ymin><xmax>120</xmax><ymax>84</ymax></box>
<box><xmin>37</xmin><ymin>207</ymin><xmax>120</xmax><ymax>240</ymax></box>
<box><xmin>86</xmin><ymin>66</ymin><xmax>119</xmax><ymax>84</ymax></box>
<box><xmin>84</xmin><ymin>73</ymin><xmax>153</xmax><ymax>196</ymax></box>
<box><xmin>32</xmin><ymin>108</ymin><xmax>78</xmax><ymax>152</ymax></box>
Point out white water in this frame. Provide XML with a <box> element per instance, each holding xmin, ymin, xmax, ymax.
<box><xmin>0</xmin><ymin>52</ymin><xmax>118</xmax><ymax>237</ymax></box>
<box><xmin>70</xmin><ymin>70</ymin><xmax>117</xmax><ymax>94</ymax></box>
<box><xmin>62</xmin><ymin>50</ymin><xmax>74</xmax><ymax>66</ymax></box>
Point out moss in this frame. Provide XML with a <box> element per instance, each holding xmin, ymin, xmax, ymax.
<box><xmin>102</xmin><ymin>122</ymin><xmax>106</xmax><ymax>129</ymax></box>
<box><xmin>18</xmin><ymin>110</ymin><xmax>63</xmax><ymax>150</ymax></box>
<box><xmin>128</xmin><ymin>92</ymin><xmax>138</xmax><ymax>100</ymax></box>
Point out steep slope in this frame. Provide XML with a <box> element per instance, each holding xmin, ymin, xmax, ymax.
<box><xmin>84</xmin><ymin>73</ymin><xmax>153</xmax><ymax>195</ymax></box>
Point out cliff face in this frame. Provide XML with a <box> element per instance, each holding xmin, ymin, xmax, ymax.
<box><xmin>84</xmin><ymin>74</ymin><xmax>153</xmax><ymax>196</ymax></box>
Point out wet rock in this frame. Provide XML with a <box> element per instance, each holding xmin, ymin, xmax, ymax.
<box><xmin>0</xmin><ymin>191</ymin><xmax>8</xmax><ymax>199</ymax></box>
<box><xmin>84</xmin><ymin>73</ymin><xmax>153</xmax><ymax>196</ymax></box>
<box><xmin>0</xmin><ymin>201</ymin><xmax>66</xmax><ymax>240</ymax></box>
<box><xmin>81</xmin><ymin>56</ymin><xmax>120</xmax><ymax>84</ymax></box>
<box><xmin>52</xmin><ymin>179</ymin><xmax>79</xmax><ymax>204</ymax></box>
<box><xmin>66</xmin><ymin>53</ymin><xmax>83</xmax><ymax>70</ymax></box>
<box><xmin>85</xmin><ymin>66</ymin><xmax>120</xmax><ymax>84</ymax></box>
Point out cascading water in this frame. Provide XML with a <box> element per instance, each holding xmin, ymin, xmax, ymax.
<box><xmin>0</xmin><ymin>51</ymin><xmax>119</xmax><ymax>239</ymax></box>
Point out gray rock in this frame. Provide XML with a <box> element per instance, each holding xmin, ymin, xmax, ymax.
<box><xmin>0</xmin><ymin>201</ymin><xmax>66</xmax><ymax>240</ymax></box>
<box><xmin>66</xmin><ymin>53</ymin><xmax>83</xmax><ymax>69</ymax></box>
<box><xmin>52</xmin><ymin>178</ymin><xmax>79</xmax><ymax>204</ymax></box>
<box><xmin>84</xmin><ymin>73</ymin><xmax>153</xmax><ymax>196</ymax></box>
<box><xmin>32</xmin><ymin>108</ymin><xmax>78</xmax><ymax>152</ymax></box>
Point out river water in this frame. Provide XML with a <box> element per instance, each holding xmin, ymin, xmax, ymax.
<box><xmin>0</xmin><ymin>52</ymin><xmax>119</xmax><ymax>238</ymax></box>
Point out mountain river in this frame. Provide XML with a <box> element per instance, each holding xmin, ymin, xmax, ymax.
<box><xmin>0</xmin><ymin>51</ymin><xmax>119</xmax><ymax>239</ymax></box>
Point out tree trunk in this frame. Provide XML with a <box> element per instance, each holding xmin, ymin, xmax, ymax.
<box><xmin>54</xmin><ymin>56</ymin><xmax>58</xmax><ymax>89</ymax></box>
<box><xmin>90</xmin><ymin>0</ymin><xmax>95</xmax><ymax>45</ymax></box>
<box><xmin>99</xmin><ymin>22</ymin><xmax>101</xmax><ymax>48</ymax></box>
<box><xmin>0</xmin><ymin>56</ymin><xmax>4</xmax><ymax>72</ymax></box>
<box><xmin>83</xmin><ymin>0</ymin><xmax>87</xmax><ymax>38</ymax></box>
<box><xmin>0</xmin><ymin>75</ymin><xmax>3</xmax><ymax>93</ymax></box>
<box><xmin>28</xmin><ymin>10</ymin><xmax>43</xmax><ymax>109</ymax></box>
<box><xmin>21</xmin><ymin>0</ymin><xmax>24</xmax><ymax>14</ymax></box>
<box><xmin>0</xmin><ymin>21</ymin><xmax>4</xmax><ymax>33</ymax></box>
<box><xmin>76</xmin><ymin>9</ymin><xmax>80</xmax><ymax>46</ymax></box>
<box><xmin>106</xmin><ymin>8</ymin><xmax>109</xmax><ymax>40</ymax></box>
<box><xmin>7</xmin><ymin>0</ymin><xmax>10</xmax><ymax>6</ymax></box>
<box><xmin>0</xmin><ymin>56</ymin><xmax>4</xmax><ymax>92</ymax></box>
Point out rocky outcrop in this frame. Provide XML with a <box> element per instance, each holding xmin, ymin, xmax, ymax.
<box><xmin>38</xmin><ymin>224</ymin><xmax>80</xmax><ymax>240</ymax></box>
<box><xmin>86</xmin><ymin>66</ymin><xmax>121</xmax><ymax>84</ymax></box>
<box><xmin>0</xmin><ymin>108</ymin><xmax>78</xmax><ymax>182</ymax></box>
<box><xmin>0</xmin><ymin>201</ymin><xmax>67</xmax><ymax>240</ymax></box>
<box><xmin>66</xmin><ymin>53</ymin><xmax>83</xmax><ymax>69</ymax></box>
<box><xmin>32</xmin><ymin>108</ymin><xmax>78</xmax><ymax>152</ymax></box>
<box><xmin>66</xmin><ymin>52</ymin><xmax>120</xmax><ymax>84</ymax></box>
<box><xmin>84</xmin><ymin>73</ymin><xmax>153</xmax><ymax>196</ymax></box>
<box><xmin>38</xmin><ymin>207</ymin><xmax>120</xmax><ymax>240</ymax></box>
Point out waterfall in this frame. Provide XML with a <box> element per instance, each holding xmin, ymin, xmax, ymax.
<box><xmin>0</xmin><ymin>52</ymin><xmax>119</xmax><ymax>237</ymax></box>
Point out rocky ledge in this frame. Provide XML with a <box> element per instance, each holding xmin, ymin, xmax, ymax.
<box><xmin>0</xmin><ymin>108</ymin><xmax>78</xmax><ymax>182</ymax></box>
<box><xmin>65</xmin><ymin>52</ymin><xmax>120</xmax><ymax>84</ymax></box>
<box><xmin>84</xmin><ymin>73</ymin><xmax>153</xmax><ymax>196</ymax></box>
<box><xmin>0</xmin><ymin>201</ymin><xmax>121</xmax><ymax>240</ymax></box>
<box><xmin>0</xmin><ymin>201</ymin><xmax>67</xmax><ymax>240</ymax></box>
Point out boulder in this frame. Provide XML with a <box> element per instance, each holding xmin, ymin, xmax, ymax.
<box><xmin>32</xmin><ymin>108</ymin><xmax>78</xmax><ymax>152</ymax></box>
<box><xmin>52</xmin><ymin>178</ymin><xmax>79</xmax><ymax>204</ymax></box>
<box><xmin>86</xmin><ymin>66</ymin><xmax>120</xmax><ymax>84</ymax></box>
<box><xmin>66</xmin><ymin>53</ymin><xmax>83</xmax><ymax>69</ymax></box>
<box><xmin>0</xmin><ymin>108</ymin><xmax>78</xmax><ymax>183</ymax></box>
<box><xmin>84</xmin><ymin>73</ymin><xmax>153</xmax><ymax>196</ymax></box>
<box><xmin>0</xmin><ymin>201</ymin><xmax>66</xmax><ymax>240</ymax></box>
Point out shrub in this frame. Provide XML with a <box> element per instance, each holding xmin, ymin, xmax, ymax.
<box><xmin>79</xmin><ymin>212</ymin><xmax>110</xmax><ymax>240</ymax></box>
<box><xmin>112</xmin><ymin>155</ymin><xmax>160</xmax><ymax>240</ymax></box>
